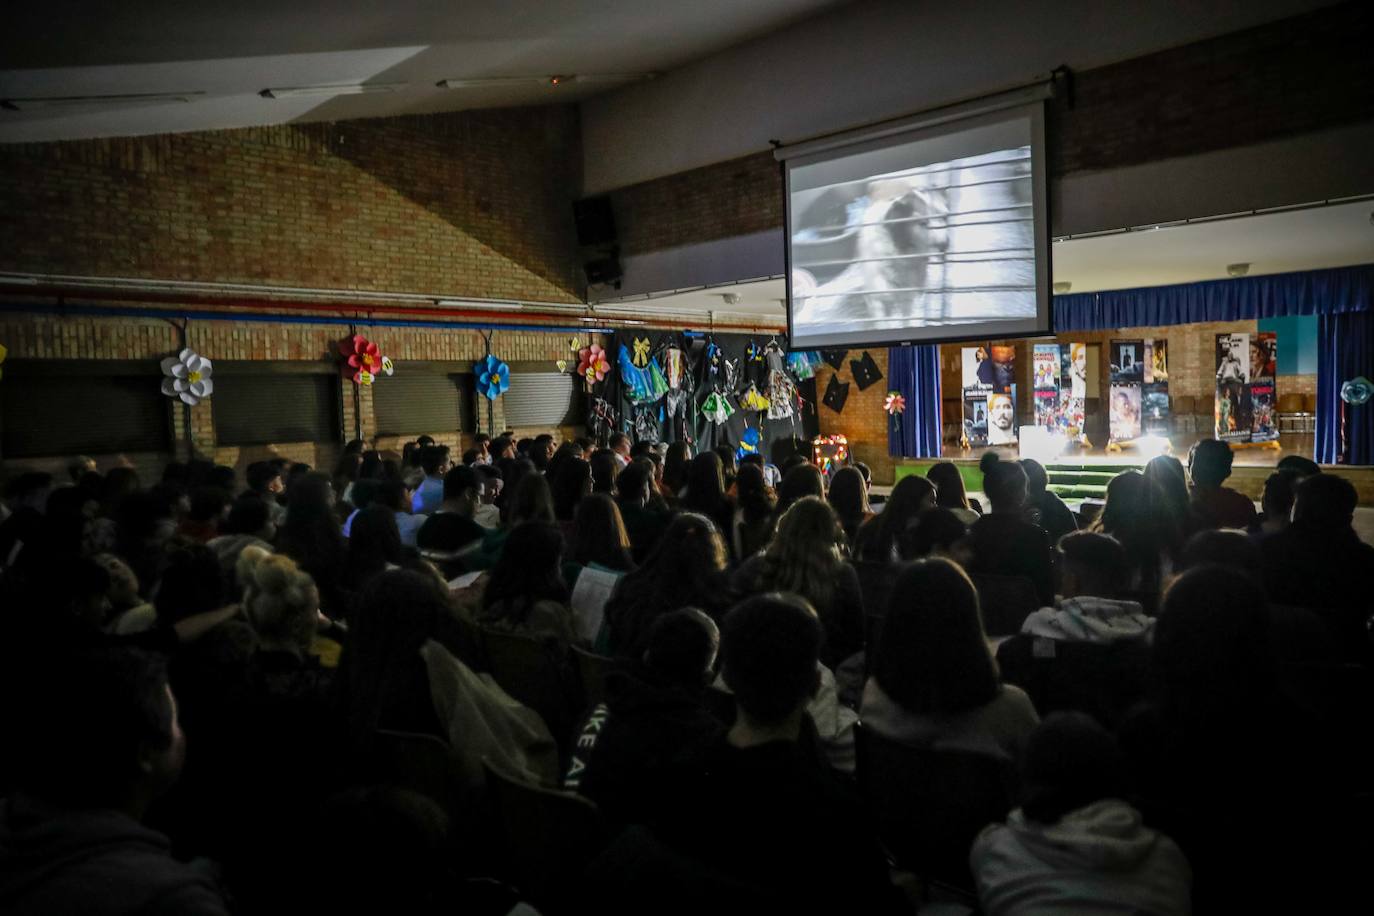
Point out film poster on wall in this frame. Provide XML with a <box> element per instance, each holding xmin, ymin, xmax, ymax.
<box><xmin>1109</xmin><ymin>340</ymin><xmax>1144</xmax><ymax>442</ymax></box>
<box><xmin>1214</xmin><ymin>331</ymin><xmax>1279</xmax><ymax>443</ymax></box>
<box><xmin>1032</xmin><ymin>343</ymin><xmax>1086</xmax><ymax>441</ymax></box>
<box><xmin>1142</xmin><ymin>339</ymin><xmax>1171</xmax><ymax>436</ymax></box>
<box><xmin>961</xmin><ymin>345</ymin><xmax>1017</xmax><ymax>447</ymax></box>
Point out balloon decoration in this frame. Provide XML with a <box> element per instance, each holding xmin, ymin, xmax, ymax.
<box><xmin>474</xmin><ymin>353</ymin><xmax>511</xmax><ymax>401</ymax></box>
<box><xmin>160</xmin><ymin>347</ymin><xmax>214</xmax><ymax>406</ymax></box>
<box><xmin>577</xmin><ymin>344</ymin><xmax>611</xmax><ymax>385</ymax></box>
<box><xmin>339</xmin><ymin>334</ymin><xmax>393</xmax><ymax>385</ymax></box>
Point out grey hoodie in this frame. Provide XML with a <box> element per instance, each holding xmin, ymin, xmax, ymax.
<box><xmin>0</xmin><ymin>795</ymin><xmax>228</xmax><ymax>916</ymax></box>
<box><xmin>971</xmin><ymin>798</ymin><xmax>1191</xmax><ymax>915</ymax></box>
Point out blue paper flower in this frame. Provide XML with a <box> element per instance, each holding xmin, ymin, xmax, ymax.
<box><xmin>475</xmin><ymin>354</ymin><xmax>510</xmax><ymax>400</ymax></box>
<box><xmin>736</xmin><ymin>426</ymin><xmax>761</xmax><ymax>460</ymax></box>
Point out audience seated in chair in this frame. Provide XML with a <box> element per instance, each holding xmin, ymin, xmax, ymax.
<box><xmin>969</xmin><ymin>461</ymin><xmax>1055</xmax><ymax>607</ymax></box>
<box><xmin>864</xmin><ymin>559</ymin><xmax>1039</xmax><ymax>762</ymax></box>
<box><xmin>415</xmin><ymin>464</ymin><xmax>486</xmax><ymax>555</ymax></box>
<box><xmin>1187</xmin><ymin>439</ymin><xmax>1257</xmax><ymax>530</ymax></box>
<box><xmin>1019</xmin><ymin>459</ymin><xmax>1077</xmax><ymax>544</ymax></box>
<box><xmin>970</xmin><ymin>712</ymin><xmax>1191</xmax><ymax>915</ymax></box>
<box><xmin>852</xmin><ymin>473</ymin><xmax>937</xmax><ymax>563</ymax></box>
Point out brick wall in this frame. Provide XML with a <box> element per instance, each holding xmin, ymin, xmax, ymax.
<box><xmin>594</xmin><ymin>2</ymin><xmax>1372</xmax><ymax>256</ymax></box>
<box><xmin>0</xmin><ymin>309</ymin><xmax>604</xmax><ymax>478</ymax></box>
<box><xmin>0</xmin><ymin>107</ymin><xmax>584</xmax><ymax>302</ymax></box>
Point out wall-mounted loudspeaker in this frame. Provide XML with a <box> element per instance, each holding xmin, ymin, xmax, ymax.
<box><xmin>573</xmin><ymin>196</ymin><xmax>617</xmax><ymax>247</ymax></box>
<box><xmin>583</xmin><ymin>252</ymin><xmax>622</xmax><ymax>287</ymax></box>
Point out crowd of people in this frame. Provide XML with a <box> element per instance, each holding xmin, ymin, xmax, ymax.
<box><xmin>0</xmin><ymin>429</ymin><xmax>1369</xmax><ymax>914</ymax></box>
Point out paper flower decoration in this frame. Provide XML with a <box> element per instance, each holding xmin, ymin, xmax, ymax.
<box><xmin>885</xmin><ymin>391</ymin><xmax>906</xmax><ymax>415</ymax></box>
<box><xmin>577</xmin><ymin>344</ymin><xmax>611</xmax><ymax>383</ymax></box>
<box><xmin>475</xmin><ymin>354</ymin><xmax>510</xmax><ymax>400</ymax></box>
<box><xmin>339</xmin><ymin>334</ymin><xmax>393</xmax><ymax>385</ymax></box>
<box><xmin>0</xmin><ymin>341</ymin><xmax>7</xmax><ymax>381</ymax></box>
<box><xmin>736</xmin><ymin>426</ymin><xmax>761</xmax><ymax>461</ymax></box>
<box><xmin>160</xmin><ymin>348</ymin><xmax>214</xmax><ymax>405</ymax></box>
<box><xmin>1340</xmin><ymin>377</ymin><xmax>1372</xmax><ymax>406</ymax></box>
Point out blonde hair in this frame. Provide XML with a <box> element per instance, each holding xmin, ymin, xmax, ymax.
<box><xmin>236</xmin><ymin>545</ymin><xmax>319</xmax><ymax>652</ymax></box>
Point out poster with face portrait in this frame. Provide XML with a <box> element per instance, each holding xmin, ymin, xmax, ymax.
<box><xmin>961</xmin><ymin>345</ymin><xmax>1017</xmax><ymax>446</ymax></box>
<box><xmin>1109</xmin><ymin>384</ymin><xmax>1142</xmax><ymax>441</ymax></box>
<box><xmin>1068</xmin><ymin>342</ymin><xmax>1088</xmax><ymax>399</ymax></box>
<box><xmin>1111</xmin><ymin>341</ymin><xmax>1144</xmax><ymax>384</ymax></box>
<box><xmin>1214</xmin><ymin>332</ymin><xmax>1252</xmax><ymax>442</ymax></box>
<box><xmin>1140</xmin><ymin>339</ymin><xmax>1170</xmax><ymax>435</ymax></box>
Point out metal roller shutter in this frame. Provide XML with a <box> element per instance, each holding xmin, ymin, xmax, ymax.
<box><xmin>371</xmin><ymin>373</ymin><xmax>473</xmax><ymax>436</ymax></box>
<box><xmin>502</xmin><ymin>371</ymin><xmax>582</xmax><ymax>428</ymax></box>
<box><xmin>1</xmin><ymin>374</ymin><xmax>171</xmax><ymax>457</ymax></box>
<box><xmin>213</xmin><ymin>374</ymin><xmax>340</xmax><ymax>445</ymax></box>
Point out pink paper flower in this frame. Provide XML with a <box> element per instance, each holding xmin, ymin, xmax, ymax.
<box><xmin>340</xmin><ymin>334</ymin><xmax>393</xmax><ymax>385</ymax></box>
<box><xmin>577</xmin><ymin>344</ymin><xmax>611</xmax><ymax>383</ymax></box>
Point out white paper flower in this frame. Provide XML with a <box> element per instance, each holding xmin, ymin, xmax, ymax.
<box><xmin>160</xmin><ymin>347</ymin><xmax>214</xmax><ymax>406</ymax></box>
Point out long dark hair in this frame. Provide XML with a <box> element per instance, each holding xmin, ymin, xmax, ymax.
<box><xmin>757</xmin><ymin>497</ymin><xmax>843</xmax><ymax>619</ymax></box>
<box><xmin>605</xmin><ymin>513</ymin><xmax>730</xmax><ymax>656</ymax></box>
<box><xmin>853</xmin><ymin>474</ymin><xmax>935</xmax><ymax>562</ymax></box>
<box><xmin>508</xmin><ymin>471</ymin><xmax>556</xmax><ymax>527</ymax></box>
<box><xmin>348</xmin><ymin>505</ymin><xmax>405</xmax><ymax>586</ymax></box>
<box><xmin>589</xmin><ymin>450</ymin><xmax>620</xmax><ymax>495</ymax></box>
<box><xmin>277</xmin><ymin>472</ymin><xmax>346</xmax><ymax>577</ymax></box>
<box><xmin>1090</xmin><ymin>470</ymin><xmax>1181</xmax><ymax>599</ymax></box>
<box><xmin>551</xmin><ymin>457</ymin><xmax>593</xmax><ymax>522</ymax></box>
<box><xmin>1144</xmin><ymin>455</ymin><xmax>1191</xmax><ymax>533</ymax></box>
<box><xmin>568</xmin><ymin>493</ymin><xmax>635</xmax><ymax>572</ymax></box>
<box><xmin>873</xmin><ymin>558</ymin><xmax>1000</xmax><ymax>716</ymax></box>
<box><xmin>481</xmin><ymin>523</ymin><xmax>569</xmax><ymax>623</ymax></box>
<box><xmin>681</xmin><ymin>452</ymin><xmax>728</xmax><ymax>517</ymax></box>
<box><xmin>826</xmin><ymin>466</ymin><xmax>869</xmax><ymax>542</ymax></box>
<box><xmin>735</xmin><ymin>463</ymin><xmax>776</xmax><ymax>526</ymax></box>
<box><xmin>663</xmin><ymin>441</ymin><xmax>692</xmax><ymax>495</ymax></box>
<box><xmin>927</xmin><ymin>461</ymin><xmax>972</xmax><ymax>511</ymax></box>
<box><xmin>775</xmin><ymin>463</ymin><xmax>825</xmax><ymax>518</ymax></box>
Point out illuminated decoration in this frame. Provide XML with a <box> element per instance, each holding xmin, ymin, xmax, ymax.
<box><xmin>1341</xmin><ymin>376</ymin><xmax>1373</xmax><ymax>406</ymax></box>
<box><xmin>811</xmin><ymin>434</ymin><xmax>849</xmax><ymax>476</ymax></box>
<box><xmin>474</xmin><ymin>353</ymin><xmax>511</xmax><ymax>400</ymax></box>
<box><xmin>577</xmin><ymin>343</ymin><xmax>611</xmax><ymax>384</ymax></box>
<box><xmin>737</xmin><ymin>425</ymin><xmax>762</xmax><ymax>460</ymax></box>
<box><xmin>340</xmin><ymin>334</ymin><xmax>393</xmax><ymax>385</ymax></box>
<box><xmin>0</xmin><ymin>341</ymin><xmax>7</xmax><ymax>380</ymax></box>
<box><xmin>884</xmin><ymin>391</ymin><xmax>906</xmax><ymax>415</ymax></box>
<box><xmin>160</xmin><ymin>347</ymin><xmax>214</xmax><ymax>405</ymax></box>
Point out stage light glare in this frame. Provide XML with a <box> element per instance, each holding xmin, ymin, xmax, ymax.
<box><xmin>1019</xmin><ymin>427</ymin><xmax>1068</xmax><ymax>464</ymax></box>
<box><xmin>1138</xmin><ymin>435</ymin><xmax>1172</xmax><ymax>458</ymax></box>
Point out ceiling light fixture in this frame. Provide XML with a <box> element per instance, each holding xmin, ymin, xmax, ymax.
<box><xmin>1053</xmin><ymin>281</ymin><xmax>1072</xmax><ymax>294</ymax></box>
<box><xmin>259</xmin><ymin>83</ymin><xmax>407</xmax><ymax>99</ymax></box>
<box><xmin>1226</xmin><ymin>263</ymin><xmax>1251</xmax><ymax>277</ymax></box>
<box><xmin>2</xmin><ymin>91</ymin><xmax>206</xmax><ymax>111</ymax></box>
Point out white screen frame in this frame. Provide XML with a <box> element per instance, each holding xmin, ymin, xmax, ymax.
<box><xmin>781</xmin><ymin>99</ymin><xmax>1051</xmax><ymax>350</ymax></box>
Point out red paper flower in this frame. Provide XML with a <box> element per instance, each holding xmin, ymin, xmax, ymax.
<box><xmin>884</xmin><ymin>392</ymin><xmax>906</xmax><ymax>415</ymax></box>
<box><xmin>339</xmin><ymin>334</ymin><xmax>392</xmax><ymax>385</ymax></box>
<box><xmin>577</xmin><ymin>344</ymin><xmax>611</xmax><ymax>383</ymax></box>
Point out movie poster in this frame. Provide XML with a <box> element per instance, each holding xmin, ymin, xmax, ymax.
<box><xmin>1109</xmin><ymin>384</ymin><xmax>1142</xmax><ymax>441</ymax></box>
<box><xmin>1141</xmin><ymin>339</ymin><xmax>1170</xmax><ymax>435</ymax></box>
<box><xmin>1250</xmin><ymin>331</ymin><xmax>1278</xmax><ymax>442</ymax></box>
<box><xmin>1068</xmin><ymin>343</ymin><xmax>1088</xmax><ymax>399</ymax></box>
<box><xmin>1034</xmin><ymin>389</ymin><xmax>1060</xmax><ymax>428</ymax></box>
<box><xmin>1215</xmin><ymin>333</ymin><xmax>1251</xmax><ymax>442</ymax></box>
<box><xmin>961</xmin><ymin>345</ymin><xmax>1017</xmax><ymax>446</ymax></box>
<box><xmin>1109</xmin><ymin>340</ymin><xmax>1145</xmax><ymax>441</ymax></box>
<box><xmin>1033</xmin><ymin>345</ymin><xmax>1059</xmax><ymax>390</ymax></box>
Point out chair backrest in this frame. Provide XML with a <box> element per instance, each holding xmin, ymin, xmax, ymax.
<box><xmin>853</xmin><ymin>722</ymin><xmax>1013</xmax><ymax>890</ymax></box>
<box><xmin>434</xmin><ymin>610</ymin><xmax>488</xmax><ymax>672</ymax></box>
<box><xmin>481</xmin><ymin>627</ymin><xmax>579</xmax><ymax>746</ymax></box>
<box><xmin>995</xmin><ymin>636</ymin><xmax>1151</xmax><ymax>730</ymax></box>
<box><xmin>1278</xmin><ymin>393</ymin><xmax>1306</xmax><ymax>414</ymax></box>
<box><xmin>971</xmin><ymin>573</ymin><xmax>1041</xmax><ymax>637</ymax></box>
<box><xmin>483</xmin><ymin>758</ymin><xmax>606</xmax><ymax>909</ymax></box>
<box><xmin>1172</xmin><ymin>395</ymin><xmax>1196</xmax><ymax>414</ymax></box>
<box><xmin>570</xmin><ymin>645</ymin><xmax>620</xmax><ymax>709</ymax></box>
<box><xmin>371</xmin><ymin>729</ymin><xmax>468</xmax><ymax>817</ymax></box>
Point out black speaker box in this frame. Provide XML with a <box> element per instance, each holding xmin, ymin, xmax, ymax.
<box><xmin>573</xmin><ymin>196</ymin><xmax>617</xmax><ymax>247</ymax></box>
<box><xmin>584</xmin><ymin>252</ymin><xmax>622</xmax><ymax>287</ymax></box>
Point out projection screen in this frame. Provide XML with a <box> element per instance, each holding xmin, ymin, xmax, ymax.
<box><xmin>782</xmin><ymin>99</ymin><xmax>1050</xmax><ymax>349</ymax></box>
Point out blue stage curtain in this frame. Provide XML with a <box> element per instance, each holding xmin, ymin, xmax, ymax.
<box><xmin>1053</xmin><ymin>264</ymin><xmax>1374</xmax><ymax>332</ymax></box>
<box><xmin>887</xmin><ymin>345</ymin><xmax>942</xmax><ymax>458</ymax></box>
<box><xmin>1316</xmin><ymin>311</ymin><xmax>1374</xmax><ymax>466</ymax></box>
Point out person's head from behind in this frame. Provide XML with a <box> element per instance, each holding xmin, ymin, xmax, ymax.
<box><xmin>154</xmin><ymin>539</ymin><xmax>225</xmax><ymax>626</ymax></box>
<box><xmin>713</xmin><ymin>445</ymin><xmax>738</xmax><ymax>482</ymax></box>
<box><xmin>1143</xmin><ymin>454</ymin><xmax>1190</xmax><ymax>513</ymax></box>
<box><xmin>419</xmin><ymin>445</ymin><xmax>451</xmax><ymax>479</ymax></box>
<box><xmin>1155</xmin><ymin>564</ymin><xmax>1276</xmax><ymax>724</ymax></box>
<box><xmin>1276</xmin><ymin>455</ymin><xmax>1321</xmax><ymax>478</ymax></box>
<box><xmin>927</xmin><ymin>461</ymin><xmax>971</xmax><ymax>510</ymax></box>
<box><xmin>646</xmin><ymin>512</ymin><xmax>728</xmax><ymax>586</ymax></box>
<box><xmin>854</xmin><ymin>461</ymin><xmax>872</xmax><ymax>489</ymax></box>
<box><xmin>684</xmin><ymin>451</ymin><xmax>726</xmax><ymax>510</ymax></box>
<box><xmin>483</xmin><ymin>522</ymin><xmax>567</xmax><ymax>618</ymax></box>
<box><xmin>475</xmin><ymin>465</ymin><xmax>503</xmax><ymax>504</ymax></box>
<box><xmin>509</xmin><ymin>470</ymin><xmax>556</xmax><ymax>526</ymax></box>
<box><xmin>237</xmin><ymin>546</ymin><xmax>319</xmax><ymax>655</ymax></box>
<box><xmin>643</xmin><ymin>607</ymin><xmax>720</xmax><ymax>690</ymax></box>
<box><xmin>349</xmin><ymin>505</ymin><xmax>405</xmax><ymax>574</ymax></box>
<box><xmin>186</xmin><ymin>485</ymin><xmax>229</xmax><ymax>525</ymax></box>
<box><xmin>663</xmin><ymin>440</ymin><xmax>692</xmax><ymax>490</ymax></box>
<box><xmin>1057</xmin><ymin>531</ymin><xmax>1129</xmax><ymax>600</ymax></box>
<box><xmin>441</xmin><ymin>464</ymin><xmax>480</xmax><ymax>516</ymax></box>
<box><xmin>1260</xmin><ymin>470</ymin><xmax>1300</xmax><ymax>526</ymax></box>
<box><xmin>1292</xmin><ymin>472</ymin><xmax>1357</xmax><ymax>531</ymax></box>
<box><xmin>67</xmin><ymin>455</ymin><xmax>97</xmax><ymax>483</ymax></box>
<box><xmin>589</xmin><ymin>449</ymin><xmax>620</xmax><ymax>495</ymax></box>
<box><xmin>608</xmin><ymin>431</ymin><xmax>631</xmax><ymax>457</ymax></box>
<box><xmin>615</xmin><ymin>458</ymin><xmax>654</xmax><ymax>508</ymax></box>
<box><xmin>1020</xmin><ymin>459</ymin><xmax>1048</xmax><ymax>498</ymax></box>
<box><xmin>1188</xmin><ymin>439</ymin><xmax>1235</xmax><ymax>489</ymax></box>
<box><xmin>569</xmin><ymin>492</ymin><xmax>634</xmax><ymax>571</ymax></box>
<box><xmin>874</xmin><ymin>558</ymin><xmax>998</xmax><ymax>716</ymax></box>
<box><xmin>490</xmin><ymin>436</ymin><xmax>515</xmax><ymax>462</ymax></box>
<box><xmin>551</xmin><ymin>456</ymin><xmax>593</xmax><ymax>521</ymax></box>
<box><xmin>739</xmin><ymin>452</ymin><xmax>765</xmax><ymax>473</ymax></box>
<box><xmin>1178</xmin><ymin>528</ymin><xmax>1262</xmax><ymax>574</ymax></box>
<box><xmin>734</xmin><ymin>462</ymin><xmax>775</xmax><ymax>521</ymax></box>
<box><xmin>859</xmin><ymin>473</ymin><xmax>937</xmax><ymax>562</ymax></box>
<box><xmin>983</xmin><ymin>460</ymin><xmax>1028</xmax><ymax>513</ymax></box>
<box><xmin>775</xmin><ymin>462</ymin><xmax>825</xmax><ymax>515</ymax></box>
<box><xmin>906</xmin><ymin>507</ymin><xmax>969</xmax><ymax>562</ymax></box>
<box><xmin>768</xmin><ymin>496</ymin><xmax>842</xmax><ymax>567</ymax></box>
<box><xmin>827</xmin><ymin>466</ymin><xmax>869</xmax><ymax>525</ymax></box>
<box><xmin>11</xmin><ymin>648</ymin><xmax>184</xmax><ymax>816</ymax></box>
<box><xmin>376</xmin><ymin>477</ymin><xmax>413</xmax><ymax>514</ymax></box>
<box><xmin>1019</xmin><ymin>712</ymin><xmax>1127</xmax><ymax>825</ymax></box>
<box><xmin>220</xmin><ymin>493</ymin><xmax>275</xmax><ymax>546</ymax></box>
<box><xmin>287</xmin><ymin>470</ymin><xmax>334</xmax><ymax>514</ymax></box>
<box><xmin>720</xmin><ymin>594</ymin><xmax>822</xmax><ymax>732</ymax></box>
